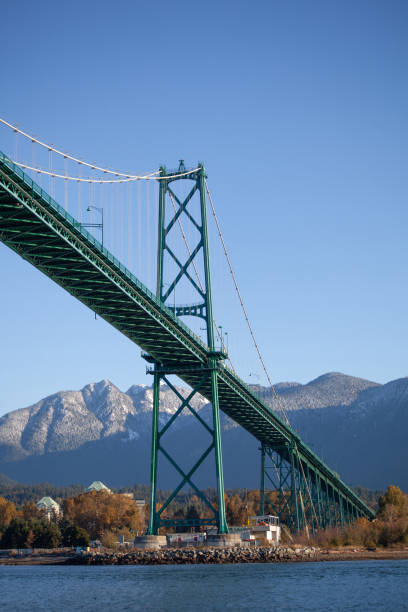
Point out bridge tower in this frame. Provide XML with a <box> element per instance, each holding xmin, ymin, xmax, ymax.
<box><xmin>146</xmin><ymin>161</ymin><xmax>229</xmax><ymax>535</ymax></box>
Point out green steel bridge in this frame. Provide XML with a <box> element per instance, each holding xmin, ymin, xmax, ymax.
<box><xmin>0</xmin><ymin>150</ymin><xmax>375</xmax><ymax>534</ymax></box>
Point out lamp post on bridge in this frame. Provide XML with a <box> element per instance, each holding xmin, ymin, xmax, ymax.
<box><xmin>84</xmin><ymin>205</ymin><xmax>104</xmax><ymax>247</ymax></box>
<box><xmin>249</xmin><ymin>372</ymin><xmax>261</xmax><ymax>400</ymax></box>
<box><xmin>82</xmin><ymin>206</ymin><xmax>104</xmax><ymax>322</ymax></box>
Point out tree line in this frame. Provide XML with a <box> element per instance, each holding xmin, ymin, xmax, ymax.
<box><xmin>0</xmin><ymin>490</ymin><xmax>144</xmax><ymax>549</ymax></box>
<box><xmin>0</xmin><ymin>473</ymin><xmax>382</xmax><ymax>514</ymax></box>
<box><xmin>0</xmin><ymin>482</ymin><xmax>406</xmax><ymax>549</ymax></box>
<box><xmin>296</xmin><ymin>486</ymin><xmax>408</xmax><ymax>548</ymax></box>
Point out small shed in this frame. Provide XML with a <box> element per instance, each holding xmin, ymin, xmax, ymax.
<box><xmin>248</xmin><ymin>515</ymin><xmax>281</xmax><ymax>544</ymax></box>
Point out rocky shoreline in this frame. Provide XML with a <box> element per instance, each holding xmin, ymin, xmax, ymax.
<box><xmin>1</xmin><ymin>545</ymin><xmax>408</xmax><ymax>566</ymax></box>
<box><xmin>66</xmin><ymin>545</ymin><xmax>408</xmax><ymax>566</ymax></box>
<box><xmin>68</xmin><ymin>546</ymin><xmax>318</xmax><ymax>565</ymax></box>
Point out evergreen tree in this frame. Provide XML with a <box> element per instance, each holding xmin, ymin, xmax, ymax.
<box><xmin>0</xmin><ymin>518</ymin><xmax>31</xmax><ymax>548</ymax></box>
<box><xmin>32</xmin><ymin>520</ymin><xmax>61</xmax><ymax>548</ymax></box>
<box><xmin>60</xmin><ymin>521</ymin><xmax>90</xmax><ymax>547</ymax></box>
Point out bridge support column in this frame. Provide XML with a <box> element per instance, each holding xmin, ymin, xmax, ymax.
<box><xmin>209</xmin><ymin>360</ymin><xmax>228</xmax><ymax>534</ymax></box>
<box><xmin>326</xmin><ymin>486</ymin><xmax>330</xmax><ymax>526</ymax></box>
<box><xmin>333</xmin><ymin>490</ymin><xmax>339</xmax><ymax>527</ymax></box>
<box><xmin>290</xmin><ymin>446</ymin><xmax>300</xmax><ymax>532</ymax></box>
<box><xmin>260</xmin><ymin>444</ymin><xmax>266</xmax><ymax>516</ymax></box>
<box><xmin>346</xmin><ymin>500</ymin><xmax>351</xmax><ymax>525</ymax></box>
<box><xmin>316</xmin><ymin>476</ymin><xmax>323</xmax><ymax>528</ymax></box>
<box><xmin>146</xmin><ymin>162</ymin><xmax>228</xmax><ymax>535</ymax></box>
<box><xmin>147</xmin><ymin>369</ymin><xmax>160</xmax><ymax>535</ymax></box>
<box><xmin>306</xmin><ymin>464</ymin><xmax>316</xmax><ymax>534</ymax></box>
<box><xmin>339</xmin><ymin>495</ymin><xmax>345</xmax><ymax>527</ymax></box>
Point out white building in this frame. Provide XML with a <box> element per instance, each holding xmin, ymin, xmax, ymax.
<box><xmin>247</xmin><ymin>515</ymin><xmax>281</xmax><ymax>544</ymax></box>
<box><xmin>86</xmin><ymin>481</ymin><xmax>112</xmax><ymax>493</ymax></box>
<box><xmin>36</xmin><ymin>496</ymin><xmax>61</xmax><ymax>520</ymax></box>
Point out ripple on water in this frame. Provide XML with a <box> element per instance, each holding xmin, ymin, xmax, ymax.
<box><xmin>1</xmin><ymin>560</ymin><xmax>408</xmax><ymax>612</ymax></box>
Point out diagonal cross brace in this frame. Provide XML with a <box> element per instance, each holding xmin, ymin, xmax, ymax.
<box><xmin>157</xmin><ymin>442</ymin><xmax>217</xmax><ymax>517</ymax></box>
<box><xmin>163</xmin><ymin>376</ymin><xmax>214</xmax><ymax>436</ymax></box>
<box><xmin>165</xmin><ymin>184</ymin><xmax>200</xmax><ymax>235</ymax></box>
<box><xmin>163</xmin><ymin>243</ymin><xmax>204</xmax><ymax>300</ymax></box>
<box><xmin>163</xmin><ymin>239</ymin><xmax>204</xmax><ymax>301</ymax></box>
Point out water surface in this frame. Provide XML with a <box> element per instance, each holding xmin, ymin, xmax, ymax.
<box><xmin>1</xmin><ymin>560</ymin><xmax>407</xmax><ymax>611</ymax></box>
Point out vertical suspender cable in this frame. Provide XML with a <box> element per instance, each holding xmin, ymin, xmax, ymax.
<box><xmin>14</xmin><ymin>129</ymin><xmax>18</xmax><ymax>162</ymax></box>
<box><xmin>154</xmin><ymin>181</ymin><xmax>158</xmax><ymax>282</ymax></box>
<box><xmin>78</xmin><ymin>163</ymin><xmax>82</xmax><ymax>223</ymax></box>
<box><xmin>147</xmin><ymin>180</ymin><xmax>151</xmax><ymax>289</ymax></box>
<box><xmin>128</xmin><ymin>182</ymin><xmax>132</xmax><ymax>270</ymax></box>
<box><xmin>31</xmin><ymin>139</ymin><xmax>35</xmax><ymax>172</ymax></box>
<box><xmin>110</xmin><ymin>183</ymin><xmax>114</xmax><ymax>253</ymax></box>
<box><xmin>64</xmin><ymin>157</ymin><xmax>68</xmax><ymax>211</ymax></box>
<box><xmin>49</xmin><ymin>149</ymin><xmax>52</xmax><ymax>196</ymax></box>
<box><xmin>120</xmin><ymin>182</ymin><xmax>124</xmax><ymax>262</ymax></box>
<box><xmin>138</xmin><ymin>179</ymin><xmax>142</xmax><ymax>280</ymax></box>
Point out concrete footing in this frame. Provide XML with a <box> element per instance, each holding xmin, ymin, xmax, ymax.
<box><xmin>206</xmin><ymin>533</ymin><xmax>242</xmax><ymax>547</ymax></box>
<box><xmin>133</xmin><ymin>535</ymin><xmax>167</xmax><ymax>550</ymax></box>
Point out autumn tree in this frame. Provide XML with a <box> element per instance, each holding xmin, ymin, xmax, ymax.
<box><xmin>62</xmin><ymin>491</ymin><xmax>143</xmax><ymax>539</ymax></box>
<box><xmin>378</xmin><ymin>486</ymin><xmax>408</xmax><ymax>520</ymax></box>
<box><xmin>0</xmin><ymin>497</ymin><xmax>17</xmax><ymax>527</ymax></box>
<box><xmin>226</xmin><ymin>494</ymin><xmax>247</xmax><ymax>526</ymax></box>
<box><xmin>247</xmin><ymin>490</ymin><xmax>261</xmax><ymax>516</ymax></box>
<box><xmin>19</xmin><ymin>501</ymin><xmax>46</xmax><ymax>522</ymax></box>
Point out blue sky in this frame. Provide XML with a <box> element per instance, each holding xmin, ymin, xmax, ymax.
<box><xmin>1</xmin><ymin>0</ymin><xmax>407</xmax><ymax>415</ymax></box>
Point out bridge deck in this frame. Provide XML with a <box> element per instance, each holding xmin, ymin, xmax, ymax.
<box><xmin>0</xmin><ymin>152</ymin><xmax>374</xmax><ymax>519</ymax></box>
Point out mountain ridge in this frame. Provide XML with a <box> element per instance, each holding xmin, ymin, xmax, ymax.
<box><xmin>0</xmin><ymin>372</ymin><xmax>406</xmax><ymax>491</ymax></box>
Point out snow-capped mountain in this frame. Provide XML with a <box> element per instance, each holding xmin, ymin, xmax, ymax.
<box><xmin>0</xmin><ymin>373</ymin><xmax>406</xmax><ymax>491</ymax></box>
<box><xmin>0</xmin><ymin>379</ymin><xmax>208</xmax><ymax>462</ymax></box>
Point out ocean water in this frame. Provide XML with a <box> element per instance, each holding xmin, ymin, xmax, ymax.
<box><xmin>1</xmin><ymin>560</ymin><xmax>407</xmax><ymax>611</ymax></box>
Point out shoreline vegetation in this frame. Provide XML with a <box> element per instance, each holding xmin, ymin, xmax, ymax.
<box><xmin>1</xmin><ymin>485</ymin><xmax>408</xmax><ymax>559</ymax></box>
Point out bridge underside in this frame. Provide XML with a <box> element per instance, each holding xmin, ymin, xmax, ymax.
<box><xmin>0</xmin><ymin>152</ymin><xmax>375</xmax><ymax>530</ymax></box>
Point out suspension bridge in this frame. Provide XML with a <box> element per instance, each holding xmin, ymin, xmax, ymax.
<box><xmin>0</xmin><ymin>118</ymin><xmax>375</xmax><ymax>537</ymax></box>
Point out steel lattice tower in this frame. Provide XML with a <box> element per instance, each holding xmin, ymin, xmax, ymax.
<box><xmin>146</xmin><ymin>161</ymin><xmax>228</xmax><ymax>534</ymax></box>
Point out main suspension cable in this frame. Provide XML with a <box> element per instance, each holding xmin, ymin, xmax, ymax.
<box><xmin>8</xmin><ymin>160</ymin><xmax>148</xmax><ymax>182</ymax></box>
<box><xmin>0</xmin><ymin>117</ymin><xmax>156</xmax><ymax>178</ymax></box>
<box><xmin>7</xmin><ymin>158</ymin><xmax>199</xmax><ymax>182</ymax></box>
<box><xmin>0</xmin><ymin>117</ymin><xmax>199</xmax><ymax>180</ymax></box>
